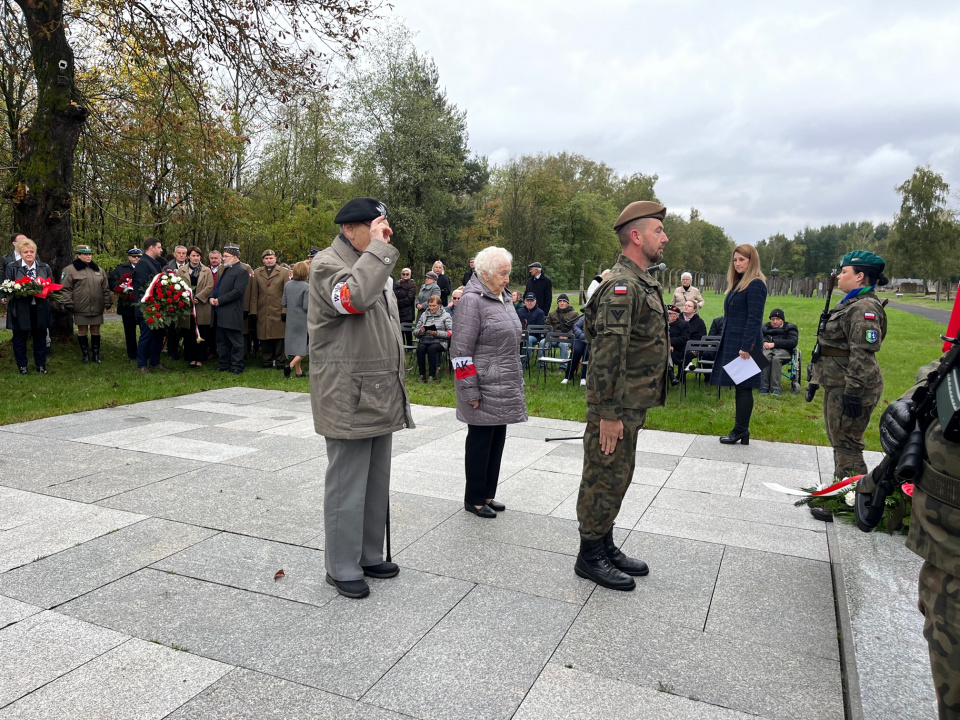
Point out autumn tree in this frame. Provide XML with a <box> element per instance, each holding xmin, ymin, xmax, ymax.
<box><xmin>6</xmin><ymin>0</ymin><xmax>381</xmax><ymax>335</ymax></box>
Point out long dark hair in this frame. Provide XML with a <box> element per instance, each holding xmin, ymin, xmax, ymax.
<box><xmin>850</xmin><ymin>265</ymin><xmax>889</xmax><ymax>287</ymax></box>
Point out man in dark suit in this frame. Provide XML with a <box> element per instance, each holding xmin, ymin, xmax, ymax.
<box><xmin>2</xmin><ymin>233</ymin><xmax>26</xmax><ymax>270</ymax></box>
<box><xmin>525</xmin><ymin>261</ymin><xmax>553</xmax><ymax>315</ymax></box>
<box><xmin>132</xmin><ymin>238</ymin><xmax>168</xmax><ymax>373</ymax></box>
<box><xmin>210</xmin><ymin>245</ymin><xmax>249</xmax><ymax>374</ymax></box>
<box><xmin>109</xmin><ymin>247</ymin><xmax>142</xmax><ymax>360</ymax></box>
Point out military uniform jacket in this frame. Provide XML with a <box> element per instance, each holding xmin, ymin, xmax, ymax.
<box><xmin>811</xmin><ymin>289</ymin><xmax>886</xmax><ymax>396</ymax></box>
<box><xmin>249</xmin><ymin>266</ymin><xmax>290</xmax><ymax>340</ymax></box>
<box><xmin>60</xmin><ymin>260</ymin><xmax>112</xmax><ymax>317</ymax></box>
<box><xmin>584</xmin><ymin>255</ymin><xmax>669</xmax><ymax>420</ymax></box>
<box><xmin>308</xmin><ymin>235</ymin><xmax>414</xmax><ymax>440</ymax></box>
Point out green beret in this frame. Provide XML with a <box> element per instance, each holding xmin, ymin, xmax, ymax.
<box><xmin>839</xmin><ymin>250</ymin><xmax>884</xmax><ymax>271</ymax></box>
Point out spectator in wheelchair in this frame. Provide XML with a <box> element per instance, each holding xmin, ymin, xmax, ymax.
<box><xmin>414</xmin><ymin>294</ymin><xmax>452</xmax><ymax>382</ymax></box>
<box><xmin>759</xmin><ymin>308</ymin><xmax>798</xmax><ymax>396</ymax></box>
<box><xmin>667</xmin><ymin>304</ymin><xmax>690</xmax><ymax>386</ymax></box>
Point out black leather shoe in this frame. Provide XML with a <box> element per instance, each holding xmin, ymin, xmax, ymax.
<box><xmin>325</xmin><ymin>574</ymin><xmax>370</xmax><ymax>599</ymax></box>
<box><xmin>283</xmin><ymin>364</ymin><xmax>292</xmax><ymax>378</ymax></box>
<box><xmin>18</xmin><ymin>367</ymin><xmax>28</xmax><ymax>375</ymax></box>
<box><xmin>487</xmin><ymin>499</ymin><xmax>506</xmax><ymax>512</ymax></box>
<box><xmin>810</xmin><ymin>507</ymin><xmax>834</xmax><ymax>523</ymax></box>
<box><xmin>361</xmin><ymin>561</ymin><xmax>400</xmax><ymax>579</ymax></box>
<box><xmin>464</xmin><ymin>502</ymin><xmax>496</xmax><ymax>519</ymax></box>
<box><xmin>719</xmin><ymin>429</ymin><xmax>750</xmax><ymax>445</ymax></box>
<box><xmin>574</xmin><ymin>538</ymin><xmax>635</xmax><ymax>591</ymax></box>
<box><xmin>602</xmin><ymin>531</ymin><xmax>649</xmax><ymax>576</ymax></box>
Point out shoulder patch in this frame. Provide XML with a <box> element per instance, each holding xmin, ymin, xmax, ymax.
<box><xmin>606</xmin><ymin>304</ymin><xmax>629</xmax><ymax>326</ymax></box>
<box><xmin>864</xmin><ymin>312</ymin><xmax>876</xmax><ymax>320</ymax></box>
<box><xmin>865</xmin><ymin>329</ymin><xmax>878</xmax><ymax>344</ymax></box>
<box><xmin>614</xmin><ymin>285</ymin><xmax>628</xmax><ymax>295</ymax></box>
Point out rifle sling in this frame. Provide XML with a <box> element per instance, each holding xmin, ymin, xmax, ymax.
<box><xmin>917</xmin><ymin>461</ymin><xmax>960</xmax><ymax>509</ymax></box>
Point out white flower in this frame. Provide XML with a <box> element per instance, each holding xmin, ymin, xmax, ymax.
<box><xmin>844</xmin><ymin>491</ymin><xmax>856</xmax><ymax>506</ymax></box>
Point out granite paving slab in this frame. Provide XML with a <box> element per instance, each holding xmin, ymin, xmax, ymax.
<box><xmin>38</xmin><ymin>413</ymin><xmax>156</xmax><ymax>439</ymax></box>
<box><xmin>513</xmin><ymin>663</ymin><xmax>758</xmax><ymax>720</ymax></box>
<box><xmin>154</xmin><ymin>532</ymin><xmax>334</xmax><ymax>606</ymax></box>
<box><xmin>259</xmin><ymin>419</ymin><xmax>320</xmax><ymax>438</ymax></box>
<box><xmin>0</xmin><ymin>518</ymin><xmax>216</xmax><ymax>608</ymax></box>
<box><xmin>0</xmin><ymin>445</ymin><xmax>133</xmax><ymax>491</ymax></box>
<box><xmin>664</xmin><ymin>457</ymin><xmax>747</xmax><ymax>497</ymax></box>
<box><xmin>0</xmin><ymin>610</ymin><xmax>128</xmax><ymax>708</ymax></box>
<box><xmin>706</xmin><ymin>546</ymin><xmax>838</xmax><ymax>661</ymax></box>
<box><xmin>135</xmin><ymin>437</ymin><xmax>260</xmax><ymax>463</ymax></box>
<box><xmin>213</xmin><ymin>413</ymin><xmax>312</xmax><ymax>432</ymax></box>
<box><xmin>396</xmin><ymin>523</ymin><xmax>593</xmax><ymax>604</ymax></box>
<box><xmin>165</xmin><ymin>667</ymin><xmax>414</xmax><ymax>720</ymax></box>
<box><xmin>553</xmin><ymin>601</ymin><xmax>843</xmax><ymax>719</ymax></box>
<box><xmin>0</xmin><ymin>638</ymin><xmax>231</xmax><ymax>720</ymax></box>
<box><xmin>605</xmin><ymin>532</ymin><xmax>725</xmax><ymax>631</ymax></box>
<box><xmin>59</xmin><ymin>567</ymin><xmax>474</xmax><ymax>698</ymax></box>
<box><xmin>494</xmin><ymin>468</ymin><xmax>581</xmax><ymax>515</ymax></box>
<box><xmin>365</xmin><ymin>584</ymin><xmax>579</xmax><ymax>719</ymax></box>
<box><xmin>75</xmin><ymin>421</ymin><xmax>205</xmax><ymax>447</ymax></box>
<box><xmin>635</xmin><ymin>506</ymin><xmax>829</xmax><ymax>561</ymax></box>
<box><xmin>44</xmin><ymin>455</ymin><xmax>205</xmax><ymax>503</ymax></box>
<box><xmin>0</xmin><ymin>488</ymin><xmax>146</xmax><ymax>573</ymax></box>
<box><xmin>740</xmin><ymin>464</ymin><xmax>823</xmax><ymax>505</ymax></box>
<box><xmin>177</xmin><ymin>388</ymin><xmax>289</xmax><ymax>405</ymax></box>
<box><xmin>685</xmin><ymin>435</ymin><xmax>820</xmax><ymax>471</ymax></box>
<box><xmin>651</xmin><ymin>487</ymin><xmax>826</xmax><ymax>532</ymax></box>
<box><xmin>0</xmin><ymin>594</ymin><xmax>40</xmax><ymax>629</ymax></box>
<box><xmin>0</xmin><ymin>413</ymin><xmax>89</xmax><ymax>436</ymax></box>
<box><xmin>635</xmin><ymin>428</ymin><xmax>697</xmax><ymax>456</ymax></box>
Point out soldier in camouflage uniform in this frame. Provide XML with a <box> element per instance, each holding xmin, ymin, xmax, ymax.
<box><xmin>809</xmin><ymin>251</ymin><xmax>888</xmax><ymax>517</ymax></box>
<box><xmin>860</xmin><ymin>351</ymin><xmax>960</xmax><ymax>718</ymax></box>
<box><xmin>574</xmin><ymin>200</ymin><xmax>670</xmax><ymax>591</ymax></box>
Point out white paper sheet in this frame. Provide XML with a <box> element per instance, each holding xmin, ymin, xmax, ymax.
<box><xmin>722</xmin><ymin>355</ymin><xmax>761</xmax><ymax>384</ymax></box>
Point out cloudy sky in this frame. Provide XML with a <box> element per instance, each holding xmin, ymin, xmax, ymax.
<box><xmin>385</xmin><ymin>0</ymin><xmax>960</xmax><ymax>243</ymax></box>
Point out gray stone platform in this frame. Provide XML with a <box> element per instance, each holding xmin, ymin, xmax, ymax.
<box><xmin>0</xmin><ymin>388</ymin><xmax>934</xmax><ymax>719</ymax></box>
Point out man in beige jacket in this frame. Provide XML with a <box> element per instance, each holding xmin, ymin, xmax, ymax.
<box><xmin>308</xmin><ymin>197</ymin><xmax>414</xmax><ymax>599</ymax></box>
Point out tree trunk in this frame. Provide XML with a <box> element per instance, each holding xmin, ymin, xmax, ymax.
<box><xmin>8</xmin><ymin>1</ymin><xmax>89</xmax><ymax>338</ymax></box>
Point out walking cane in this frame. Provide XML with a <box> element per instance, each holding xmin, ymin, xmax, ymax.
<box><xmin>385</xmin><ymin>502</ymin><xmax>392</xmax><ymax>563</ymax></box>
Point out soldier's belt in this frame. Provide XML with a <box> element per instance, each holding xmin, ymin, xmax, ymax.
<box><xmin>820</xmin><ymin>346</ymin><xmax>849</xmax><ymax>358</ymax></box>
<box><xmin>916</xmin><ymin>461</ymin><xmax>960</xmax><ymax>509</ymax></box>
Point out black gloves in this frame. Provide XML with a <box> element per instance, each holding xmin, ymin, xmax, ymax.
<box><xmin>281</xmin><ymin>313</ymin><xmax>286</xmax><ymax>322</ymax></box>
<box><xmin>249</xmin><ymin>314</ymin><xmax>257</xmax><ymax>322</ymax></box>
<box><xmin>879</xmin><ymin>399</ymin><xmax>915</xmax><ymax>455</ymax></box>
<box><xmin>841</xmin><ymin>394</ymin><xmax>862</xmax><ymax>419</ymax></box>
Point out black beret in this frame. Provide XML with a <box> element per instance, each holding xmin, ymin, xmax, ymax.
<box><xmin>335</xmin><ymin>197</ymin><xmax>388</xmax><ymax>224</ymax></box>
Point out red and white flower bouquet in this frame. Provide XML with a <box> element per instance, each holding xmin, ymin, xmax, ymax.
<box><xmin>0</xmin><ymin>276</ymin><xmax>62</xmax><ymax>301</ymax></box>
<box><xmin>139</xmin><ymin>271</ymin><xmax>194</xmax><ymax>330</ymax></box>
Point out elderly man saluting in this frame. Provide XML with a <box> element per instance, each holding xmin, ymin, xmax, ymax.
<box><xmin>309</xmin><ymin>197</ymin><xmax>414</xmax><ymax>599</ymax></box>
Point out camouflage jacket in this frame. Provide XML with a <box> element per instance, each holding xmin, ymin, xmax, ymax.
<box><xmin>584</xmin><ymin>254</ymin><xmax>668</xmax><ymax>420</ymax></box>
<box><xmin>904</xmin><ymin>355</ymin><xmax>960</xmax><ymax>576</ymax></box>
<box><xmin>811</xmin><ymin>289</ymin><xmax>886</xmax><ymax>396</ymax></box>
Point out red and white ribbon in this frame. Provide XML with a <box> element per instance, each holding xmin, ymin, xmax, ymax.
<box><xmin>762</xmin><ymin>476</ymin><xmax>861</xmax><ymax>497</ymax></box>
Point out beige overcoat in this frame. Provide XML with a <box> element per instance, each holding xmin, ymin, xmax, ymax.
<box><xmin>250</xmin><ymin>265</ymin><xmax>290</xmax><ymax>339</ymax></box>
<box><xmin>177</xmin><ymin>263</ymin><xmax>214</xmax><ymax>327</ymax></box>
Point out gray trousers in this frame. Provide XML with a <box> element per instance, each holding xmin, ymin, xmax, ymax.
<box><xmin>324</xmin><ymin>433</ymin><xmax>392</xmax><ymax>581</ymax></box>
<box><xmin>761</xmin><ymin>348</ymin><xmax>792</xmax><ymax>390</ymax></box>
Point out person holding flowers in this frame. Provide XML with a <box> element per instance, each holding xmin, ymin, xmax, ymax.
<box><xmin>176</xmin><ymin>246</ymin><xmax>213</xmax><ymax>368</ymax></box>
<box><xmin>2</xmin><ymin>237</ymin><xmax>53</xmax><ymax>374</ymax></box>
<box><xmin>59</xmin><ymin>245</ymin><xmax>112</xmax><ymax>364</ymax></box>
<box><xmin>109</xmin><ymin>248</ymin><xmax>142</xmax><ymax>360</ymax></box>
<box><xmin>132</xmin><ymin>238</ymin><xmax>168</xmax><ymax>373</ymax></box>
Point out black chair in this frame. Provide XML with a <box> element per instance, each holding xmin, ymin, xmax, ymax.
<box><xmin>523</xmin><ymin>324</ymin><xmax>550</xmax><ymax>372</ymax></box>
<box><xmin>400</xmin><ymin>322</ymin><xmax>417</xmax><ymax>373</ymax></box>
<box><xmin>680</xmin><ymin>336</ymin><xmax>722</xmax><ymax>397</ymax></box>
<box><xmin>536</xmin><ymin>331</ymin><xmax>575</xmax><ymax>384</ymax></box>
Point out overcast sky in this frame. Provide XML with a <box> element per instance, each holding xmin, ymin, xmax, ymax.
<box><xmin>385</xmin><ymin>0</ymin><xmax>960</xmax><ymax>244</ymax></box>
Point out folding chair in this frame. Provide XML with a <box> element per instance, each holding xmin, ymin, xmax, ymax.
<box><xmin>523</xmin><ymin>324</ymin><xmax>550</xmax><ymax>373</ymax></box>
<box><xmin>400</xmin><ymin>322</ymin><xmax>417</xmax><ymax>373</ymax></box>
<box><xmin>536</xmin><ymin>331</ymin><xmax>575</xmax><ymax>384</ymax></box>
<box><xmin>679</xmin><ymin>336</ymin><xmax>721</xmax><ymax>398</ymax></box>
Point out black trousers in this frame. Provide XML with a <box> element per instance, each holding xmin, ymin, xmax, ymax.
<box><xmin>136</xmin><ymin>318</ymin><xmax>165</xmax><ymax>368</ymax></box>
<box><xmin>183</xmin><ymin>318</ymin><xmax>204</xmax><ymax>362</ymax></box>
<box><xmin>416</xmin><ymin>343</ymin><xmax>444</xmax><ymax>377</ymax></box>
<box><xmin>121</xmin><ymin>313</ymin><xmax>138</xmax><ymax>358</ymax></box>
<box><xmin>198</xmin><ymin>323</ymin><xmax>214</xmax><ymax>359</ymax></box>
<box><xmin>166</xmin><ymin>327</ymin><xmax>181</xmax><ymax>358</ymax></box>
<box><xmin>217</xmin><ymin>327</ymin><xmax>244</xmax><ymax>371</ymax></box>
<box><xmin>464</xmin><ymin>424</ymin><xmax>507</xmax><ymax>506</ymax></box>
<box><xmin>12</xmin><ymin>305</ymin><xmax>47</xmax><ymax>369</ymax></box>
<box><xmin>261</xmin><ymin>338</ymin><xmax>282</xmax><ymax>363</ymax></box>
<box><xmin>734</xmin><ymin>385</ymin><xmax>754</xmax><ymax>433</ymax></box>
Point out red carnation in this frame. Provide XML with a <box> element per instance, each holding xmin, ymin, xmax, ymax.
<box><xmin>178</xmin><ymin>302</ymin><xmax>185</xmax><ymax>307</ymax></box>
<box><xmin>147</xmin><ymin>317</ymin><xmax>154</xmax><ymax>324</ymax></box>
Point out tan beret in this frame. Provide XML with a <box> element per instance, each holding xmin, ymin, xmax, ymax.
<box><xmin>614</xmin><ymin>201</ymin><xmax>667</xmax><ymax>231</ymax></box>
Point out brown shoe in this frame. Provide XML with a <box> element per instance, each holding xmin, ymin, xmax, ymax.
<box><xmin>138</xmin><ymin>367</ymin><xmax>151</xmax><ymax>374</ymax></box>
<box><xmin>152</xmin><ymin>364</ymin><xmax>171</xmax><ymax>372</ymax></box>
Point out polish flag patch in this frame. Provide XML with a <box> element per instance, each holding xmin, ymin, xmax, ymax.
<box><xmin>864</xmin><ymin>312</ymin><xmax>876</xmax><ymax>320</ymax></box>
<box><xmin>614</xmin><ymin>285</ymin><xmax>628</xmax><ymax>295</ymax></box>
<box><xmin>332</xmin><ymin>282</ymin><xmax>363</xmax><ymax>315</ymax></box>
<box><xmin>453</xmin><ymin>356</ymin><xmax>477</xmax><ymax>380</ymax></box>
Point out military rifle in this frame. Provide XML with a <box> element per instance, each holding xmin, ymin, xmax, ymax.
<box><xmin>854</xmin><ymin>336</ymin><xmax>960</xmax><ymax>532</ymax></box>
<box><xmin>805</xmin><ymin>270</ymin><xmax>837</xmax><ymax>402</ymax></box>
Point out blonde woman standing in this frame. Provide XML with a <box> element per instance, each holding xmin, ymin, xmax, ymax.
<box><xmin>711</xmin><ymin>245</ymin><xmax>767</xmax><ymax>445</ymax></box>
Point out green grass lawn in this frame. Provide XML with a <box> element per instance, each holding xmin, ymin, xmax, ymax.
<box><xmin>0</xmin><ymin>294</ymin><xmax>946</xmax><ymax>451</ymax></box>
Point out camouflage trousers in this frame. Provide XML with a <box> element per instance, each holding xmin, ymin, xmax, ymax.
<box><xmin>919</xmin><ymin>561</ymin><xmax>960</xmax><ymax>718</ymax></box>
<box><xmin>577</xmin><ymin>410</ymin><xmax>646</xmax><ymax>540</ymax></box>
<box><xmin>822</xmin><ymin>384</ymin><xmax>881</xmax><ymax>480</ymax></box>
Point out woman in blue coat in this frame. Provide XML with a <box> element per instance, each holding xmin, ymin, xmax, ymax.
<box><xmin>711</xmin><ymin>244</ymin><xmax>767</xmax><ymax>444</ymax></box>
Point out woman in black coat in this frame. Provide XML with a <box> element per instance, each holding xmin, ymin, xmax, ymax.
<box><xmin>711</xmin><ymin>244</ymin><xmax>767</xmax><ymax>444</ymax></box>
<box><xmin>4</xmin><ymin>238</ymin><xmax>52</xmax><ymax>374</ymax></box>
<box><xmin>393</xmin><ymin>267</ymin><xmax>417</xmax><ymax>346</ymax></box>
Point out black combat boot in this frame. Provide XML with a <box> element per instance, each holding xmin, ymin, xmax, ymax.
<box><xmin>574</xmin><ymin>538</ymin><xmax>636</xmax><ymax>591</ymax></box>
<box><xmin>91</xmin><ymin>335</ymin><xmax>101</xmax><ymax>364</ymax></box>
<box><xmin>78</xmin><ymin>336</ymin><xmax>90</xmax><ymax>364</ymax></box>
<box><xmin>602</xmin><ymin>530</ymin><xmax>649</xmax><ymax>576</ymax></box>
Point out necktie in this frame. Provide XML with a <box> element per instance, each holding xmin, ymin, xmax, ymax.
<box><xmin>27</xmin><ymin>267</ymin><xmax>36</xmax><ymax>279</ymax></box>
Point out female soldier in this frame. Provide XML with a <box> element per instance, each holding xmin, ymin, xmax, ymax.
<box><xmin>812</xmin><ymin>251</ymin><xmax>888</xmax><ymax>505</ymax></box>
<box><xmin>59</xmin><ymin>245</ymin><xmax>112</xmax><ymax>364</ymax></box>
